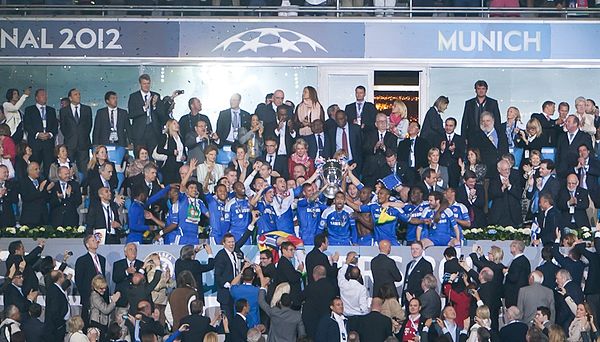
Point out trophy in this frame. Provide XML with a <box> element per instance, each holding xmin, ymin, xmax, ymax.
<box><xmin>321</xmin><ymin>159</ymin><xmax>343</xmax><ymax>199</ymax></box>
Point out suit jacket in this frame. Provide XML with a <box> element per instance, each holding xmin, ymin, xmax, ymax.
<box><xmin>504</xmin><ymin>255</ymin><xmax>531</xmax><ymax>308</ymax></box>
<box><xmin>3</xmin><ymin>283</ymin><xmax>33</xmax><ymax>319</ymax></box>
<box><xmin>59</xmin><ymin>104</ymin><xmax>92</xmax><ymax>151</ymax></box>
<box><xmin>127</xmin><ymin>90</ymin><xmax>164</xmax><ymax>145</ymax></box>
<box><xmin>0</xmin><ymin>179</ymin><xmax>18</xmax><ymax>228</ymax></box>
<box><xmin>354</xmin><ymin>311</ymin><xmax>393</xmax><ymax>342</ymax></box>
<box><xmin>488</xmin><ymin>173</ymin><xmax>523</xmax><ymax>227</ymax></box>
<box><xmin>535</xmin><ymin>261</ymin><xmax>560</xmax><ymax>290</ymax></box>
<box><xmin>74</xmin><ymin>252</ymin><xmax>106</xmax><ymax>306</ymax></box>
<box><xmin>402</xmin><ymin>258</ymin><xmax>433</xmax><ymax>302</ymax></box>
<box><xmin>179</xmin><ymin>314</ymin><xmax>217</xmax><ymax>342</ymax></box>
<box><xmin>258</xmin><ymin>289</ymin><xmax>305</xmax><ymax>342</ymax></box>
<box><xmin>362</xmin><ymin>130</ymin><xmax>398</xmax><ymax>185</ymax></box>
<box><xmin>178</xmin><ymin>112</ymin><xmax>213</xmax><ymax>142</ymax></box>
<box><xmin>325</xmin><ymin>123</ymin><xmax>363</xmax><ymax>168</ymax></box>
<box><xmin>86</xmin><ymin>199</ymin><xmax>121</xmax><ymax>235</ymax></box>
<box><xmin>517</xmin><ymin>283</ymin><xmax>555</xmax><ymax>324</ymax></box>
<box><xmin>305</xmin><ymin>248</ymin><xmax>337</xmax><ymax>285</ymax></box>
<box><xmin>439</xmin><ymin>133</ymin><xmax>466</xmax><ymax>188</ymax></box>
<box><xmin>461</xmin><ymin>96</ymin><xmax>501</xmax><ymax>140</ymax></box>
<box><xmin>225</xmin><ymin>313</ymin><xmax>249</xmax><ymax>342</ymax></box>
<box><xmin>184</xmin><ymin>132</ymin><xmax>215</xmax><ymax>165</ymax></box>
<box><xmin>112</xmin><ymin>258</ymin><xmax>144</xmax><ymax>308</ymax></box>
<box><xmin>536</xmin><ymin>206</ymin><xmax>560</xmax><ymax>246</ymax></box>
<box><xmin>499</xmin><ymin>321</ymin><xmax>529</xmax><ymax>342</ymax></box>
<box><xmin>468</xmin><ymin>128</ymin><xmax>509</xmax><ymax>179</ymax></box>
<box><xmin>306</xmin><ymin>132</ymin><xmax>329</xmax><ymax>160</ymax></box>
<box><xmin>215</xmin><ymin>108</ymin><xmax>251</xmax><ymax>147</ymax></box>
<box><xmin>214</xmin><ymin>231</ymin><xmax>249</xmax><ymax>307</ymax></box>
<box><xmin>575</xmin><ymin>156</ymin><xmax>600</xmax><ymax>207</ymax></box>
<box><xmin>5</xmin><ymin>246</ymin><xmax>42</xmax><ymax>296</ymax></box>
<box><xmin>49</xmin><ymin>179</ymin><xmax>82</xmax><ymax>227</ymax></box>
<box><xmin>386</xmin><ymin>161</ymin><xmax>417</xmax><ymax>188</ymax></box>
<box><xmin>23</xmin><ymin>104</ymin><xmax>58</xmax><ymax>150</ymax></box>
<box><xmin>556</xmin><ymin>130</ymin><xmax>593</xmax><ymax>176</ymax></box>
<box><xmin>419</xmin><ymin>289</ymin><xmax>442</xmax><ymax>320</ymax></box>
<box><xmin>397</xmin><ymin>136</ymin><xmax>431</xmax><ymax>170</ymax></box>
<box><xmin>526</xmin><ymin>175</ymin><xmax>560</xmax><ymax>207</ymax></box>
<box><xmin>551</xmin><ymin>243</ymin><xmax>586</xmax><ymax>286</ymax></box>
<box><xmin>301</xmin><ymin>278</ymin><xmax>338</xmax><ymax>339</ymax></box>
<box><xmin>456</xmin><ymin>184</ymin><xmax>487</xmax><ymax>228</ymax></box>
<box><xmin>43</xmin><ymin>282</ymin><xmax>70</xmax><ymax>341</ymax></box>
<box><xmin>371</xmin><ymin>253</ymin><xmax>403</xmax><ymax>298</ymax></box>
<box><xmin>531</xmin><ymin>113</ymin><xmax>559</xmax><ymax>147</ymax></box>
<box><xmin>344</xmin><ymin>101</ymin><xmax>377</xmax><ymax>131</ymax></box>
<box><xmin>255</xmin><ymin>103</ymin><xmax>292</xmax><ymax>127</ymax></box>
<box><xmin>86</xmin><ymin>173</ymin><xmax>118</xmax><ymax>202</ymax></box>
<box><xmin>573</xmin><ymin>238</ymin><xmax>600</xmax><ymax>295</ymax></box>
<box><xmin>276</xmin><ymin>256</ymin><xmax>303</xmax><ymax>306</ymax></box>
<box><xmin>556</xmin><ymin>280</ymin><xmax>584</xmax><ymax>331</ymax></box>
<box><xmin>316</xmin><ymin>314</ymin><xmax>347</xmax><ymax>342</ymax></box>
<box><xmin>174</xmin><ymin>258</ymin><xmax>215</xmax><ymax>298</ymax></box>
<box><xmin>18</xmin><ymin>177</ymin><xmax>50</xmax><ymax>226</ymax></box>
<box><xmin>23</xmin><ymin>317</ymin><xmax>45</xmax><ymax>342</ymax></box>
<box><xmin>126</xmin><ymin>269</ymin><xmax>162</xmax><ymax>314</ymax></box>
<box><xmin>421</xmin><ymin>106</ymin><xmax>445</xmax><ymax>146</ymax></box>
<box><xmin>556</xmin><ymin>186</ymin><xmax>590</xmax><ymax>229</ymax></box>
<box><xmin>92</xmin><ymin>107</ymin><xmax>130</xmax><ymax>146</ymax></box>
<box><xmin>266</xmin><ymin>120</ymin><xmax>296</xmax><ymax>156</ymax></box>
<box><xmin>263</xmin><ymin>154</ymin><xmax>290</xmax><ymax>180</ymax></box>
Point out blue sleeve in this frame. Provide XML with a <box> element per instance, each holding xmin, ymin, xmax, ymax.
<box><xmin>297</xmin><ymin>198</ymin><xmax>308</xmax><ymax>208</ymax></box>
<box><xmin>148</xmin><ymin>185</ymin><xmax>170</xmax><ymax>205</ymax></box>
<box><xmin>359</xmin><ymin>204</ymin><xmax>371</xmax><ymax>213</ymax></box>
<box><xmin>128</xmin><ymin>204</ymin><xmax>149</xmax><ymax>233</ymax></box>
<box><xmin>205</xmin><ymin>193</ymin><xmax>215</xmax><ymax>205</ymax></box>
<box><xmin>350</xmin><ymin>217</ymin><xmax>358</xmax><ymax>244</ymax></box>
<box><xmin>318</xmin><ymin>213</ymin><xmax>327</xmax><ymax>233</ymax></box>
<box><xmin>460</xmin><ymin>209</ymin><xmax>470</xmax><ymax>221</ymax></box>
<box><xmin>165</xmin><ymin>331</ymin><xmax>182</xmax><ymax>342</ymax></box>
<box><xmin>356</xmin><ymin>183</ymin><xmax>364</xmax><ymax>191</ymax></box>
<box><xmin>447</xmin><ymin>211</ymin><xmax>458</xmax><ymax>228</ymax></box>
<box><xmin>391</xmin><ymin>207</ymin><xmax>410</xmax><ymax>223</ymax></box>
<box><xmin>200</xmin><ymin>200</ymin><xmax>208</xmax><ymax>214</ymax></box>
<box><xmin>293</xmin><ymin>186</ymin><xmax>303</xmax><ymax>198</ymax></box>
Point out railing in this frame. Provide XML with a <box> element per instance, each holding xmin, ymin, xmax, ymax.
<box><xmin>0</xmin><ymin>4</ymin><xmax>598</xmax><ymax>18</ymax></box>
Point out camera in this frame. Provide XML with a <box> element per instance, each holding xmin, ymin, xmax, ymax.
<box><xmin>67</xmin><ymin>251</ymin><xmax>73</xmax><ymax>256</ymax></box>
<box><xmin>175</xmin><ymin>90</ymin><xmax>185</xmax><ymax>95</ymax></box>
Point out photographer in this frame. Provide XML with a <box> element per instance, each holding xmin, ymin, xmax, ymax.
<box><xmin>179</xmin><ymin>97</ymin><xmax>212</xmax><ymax>143</ymax></box>
<box><xmin>174</xmin><ymin>243</ymin><xmax>215</xmax><ymax>305</ymax></box>
<box><xmin>126</xmin><ymin>299</ymin><xmax>167</xmax><ymax>342</ymax></box>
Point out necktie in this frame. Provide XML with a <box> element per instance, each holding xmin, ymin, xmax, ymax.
<box><xmin>317</xmin><ymin>134</ymin><xmax>323</xmax><ymax>151</ymax></box>
<box><xmin>410</xmin><ymin>139</ymin><xmax>415</xmax><ymax>167</ymax></box>
<box><xmin>232</xmin><ymin>110</ymin><xmax>240</xmax><ymax>128</ymax></box>
<box><xmin>357</xmin><ymin>102</ymin><xmax>363</xmax><ymax>114</ymax></box>
<box><xmin>60</xmin><ymin>182</ymin><xmax>67</xmax><ymax>196</ymax></box>
<box><xmin>145</xmin><ymin>94</ymin><xmax>152</xmax><ymax>124</ymax></box>
<box><xmin>40</xmin><ymin>106</ymin><xmax>46</xmax><ymax>121</ymax></box>
<box><xmin>148</xmin><ymin>182</ymin><xmax>153</xmax><ymax>192</ymax></box>
<box><xmin>569</xmin><ymin>133</ymin><xmax>574</xmax><ymax>143</ymax></box>
<box><xmin>74</xmin><ymin>106</ymin><xmax>79</xmax><ymax>123</ymax></box>
<box><xmin>33</xmin><ymin>179</ymin><xmax>39</xmax><ymax>189</ymax></box>
<box><xmin>110</xmin><ymin>109</ymin><xmax>116</xmax><ymax>129</ymax></box>
<box><xmin>379</xmin><ymin>133</ymin><xmax>384</xmax><ymax>142</ymax></box>
<box><xmin>93</xmin><ymin>254</ymin><xmax>102</xmax><ymax>275</ymax></box>
<box><xmin>105</xmin><ymin>205</ymin><xmax>112</xmax><ymax>233</ymax></box>
<box><xmin>268</xmin><ymin>155</ymin><xmax>273</xmax><ymax>166</ymax></box>
<box><xmin>580</xmin><ymin>167</ymin><xmax>587</xmax><ymax>188</ymax></box>
<box><xmin>342</xmin><ymin>128</ymin><xmax>348</xmax><ymax>153</ymax></box>
<box><xmin>232</xmin><ymin>252</ymin><xmax>238</xmax><ymax>276</ymax></box>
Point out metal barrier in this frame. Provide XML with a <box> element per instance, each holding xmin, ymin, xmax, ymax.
<box><xmin>0</xmin><ymin>4</ymin><xmax>598</xmax><ymax>18</ymax></box>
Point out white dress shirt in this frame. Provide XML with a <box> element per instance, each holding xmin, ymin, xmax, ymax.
<box><xmin>335</xmin><ymin>123</ymin><xmax>353</xmax><ymax>160</ymax></box>
<box><xmin>337</xmin><ymin>264</ymin><xmax>369</xmax><ymax>316</ymax></box>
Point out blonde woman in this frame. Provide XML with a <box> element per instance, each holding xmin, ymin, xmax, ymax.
<box><xmin>156</xmin><ymin>119</ymin><xmax>186</xmax><ymax>184</ymax></box>
<box><xmin>575</xmin><ymin>96</ymin><xmax>596</xmax><ymax>136</ymax></box>
<box><xmin>288</xmin><ymin>138</ymin><xmax>315</xmax><ymax>178</ymax></box>
<box><xmin>389</xmin><ymin>100</ymin><xmax>409</xmax><ymax>141</ymax></box>
<box><xmin>89</xmin><ymin>275</ymin><xmax>121</xmax><ymax>338</ymax></box>
<box><xmin>420</xmin><ymin>147</ymin><xmax>449</xmax><ymax>189</ymax></box>
<box><xmin>466</xmin><ymin>305</ymin><xmax>492</xmax><ymax>342</ymax></box>
<box><xmin>294</xmin><ymin>86</ymin><xmax>325</xmax><ymax>136</ymax></box>
<box><xmin>203</xmin><ymin>331</ymin><xmax>220</xmax><ymax>342</ymax></box>
<box><xmin>470</xmin><ymin>245</ymin><xmax>506</xmax><ymax>298</ymax></box>
<box><xmin>147</xmin><ymin>253</ymin><xmax>175</xmax><ymax>325</ymax></box>
<box><xmin>87</xmin><ymin>145</ymin><xmax>117</xmax><ymax>186</ymax></box>
<box><xmin>65</xmin><ymin>316</ymin><xmax>89</xmax><ymax>342</ymax></box>
<box><xmin>515</xmin><ymin>118</ymin><xmax>546</xmax><ymax>162</ymax></box>
<box><xmin>502</xmin><ymin>106</ymin><xmax>524</xmax><ymax>148</ymax></box>
<box><xmin>196</xmin><ymin>145</ymin><xmax>225</xmax><ymax>194</ymax></box>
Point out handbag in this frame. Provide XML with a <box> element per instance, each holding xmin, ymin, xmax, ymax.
<box><xmin>152</xmin><ymin>135</ymin><xmax>169</xmax><ymax>162</ymax></box>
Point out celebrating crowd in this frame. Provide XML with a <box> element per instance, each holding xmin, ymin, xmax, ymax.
<box><xmin>0</xmin><ymin>75</ymin><xmax>600</xmax><ymax>340</ymax></box>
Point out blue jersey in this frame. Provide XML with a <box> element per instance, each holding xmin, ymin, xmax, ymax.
<box><xmin>127</xmin><ymin>185</ymin><xmax>170</xmax><ymax>244</ymax></box>
<box><xmin>449</xmin><ymin>202</ymin><xmax>469</xmax><ymax>239</ymax></box>
<box><xmin>403</xmin><ymin>201</ymin><xmax>429</xmax><ymax>242</ymax></box>
<box><xmin>273</xmin><ymin>192</ymin><xmax>295</xmax><ymax>234</ymax></box>
<box><xmin>319</xmin><ymin>205</ymin><xmax>357</xmax><ymax>246</ymax></box>
<box><xmin>176</xmin><ymin>194</ymin><xmax>208</xmax><ymax>245</ymax></box>
<box><xmin>256</xmin><ymin>201</ymin><xmax>278</xmax><ymax>235</ymax></box>
<box><xmin>360</xmin><ymin>204</ymin><xmax>409</xmax><ymax>246</ymax></box>
<box><xmin>421</xmin><ymin>207</ymin><xmax>458</xmax><ymax>246</ymax></box>
<box><xmin>297</xmin><ymin>198</ymin><xmax>327</xmax><ymax>244</ymax></box>
<box><xmin>224</xmin><ymin>197</ymin><xmax>252</xmax><ymax>243</ymax></box>
<box><xmin>164</xmin><ymin>199</ymin><xmax>182</xmax><ymax>245</ymax></box>
<box><xmin>205</xmin><ymin>194</ymin><xmax>229</xmax><ymax>244</ymax></box>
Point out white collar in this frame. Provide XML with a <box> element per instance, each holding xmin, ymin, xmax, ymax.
<box><xmin>70</xmin><ymin>103</ymin><xmax>79</xmax><ymax>110</ymax></box>
<box><xmin>236</xmin><ymin>312</ymin><xmax>246</xmax><ymax>321</ymax></box>
<box><xmin>140</xmin><ymin>90</ymin><xmax>150</xmax><ymax>97</ymax></box>
<box><xmin>36</xmin><ymin>103</ymin><xmax>46</xmax><ymax>110</ymax></box>
<box><xmin>513</xmin><ymin>253</ymin><xmax>524</xmax><ymax>259</ymax></box>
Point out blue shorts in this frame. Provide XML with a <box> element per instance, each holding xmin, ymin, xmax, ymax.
<box><xmin>406</xmin><ymin>226</ymin><xmax>428</xmax><ymax>243</ymax></box>
<box><xmin>356</xmin><ymin>235</ymin><xmax>374</xmax><ymax>246</ymax></box>
<box><xmin>428</xmin><ymin>234</ymin><xmax>452</xmax><ymax>246</ymax></box>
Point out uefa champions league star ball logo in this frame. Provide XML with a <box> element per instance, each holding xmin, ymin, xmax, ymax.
<box><xmin>213</xmin><ymin>28</ymin><xmax>328</xmax><ymax>54</ymax></box>
<box><xmin>144</xmin><ymin>251</ymin><xmax>178</xmax><ymax>279</ymax></box>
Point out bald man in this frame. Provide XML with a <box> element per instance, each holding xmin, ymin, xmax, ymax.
<box><xmin>488</xmin><ymin>159</ymin><xmax>523</xmax><ymax>227</ymax></box>
<box><xmin>557</xmin><ymin>173</ymin><xmax>590</xmax><ymax>229</ymax></box>
<box><xmin>371</xmin><ymin>240</ymin><xmax>403</xmax><ymax>298</ymax></box>
<box><xmin>302</xmin><ymin>265</ymin><xmax>338</xmax><ymax>339</ymax></box>
<box><xmin>19</xmin><ymin>161</ymin><xmax>53</xmax><ymax>226</ymax></box>
<box><xmin>215</xmin><ymin>93</ymin><xmax>251</xmax><ymax>148</ymax></box>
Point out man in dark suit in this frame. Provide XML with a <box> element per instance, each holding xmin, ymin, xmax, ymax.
<box><xmin>86</xmin><ymin>187</ymin><xmax>122</xmax><ymax>242</ymax></box>
<box><xmin>384</xmin><ymin>150</ymin><xmax>417</xmax><ymax>189</ymax></box>
<box><xmin>5</xmin><ymin>239</ymin><xmax>43</xmax><ymax>300</ymax></box>
<box><xmin>127</xmin><ymin>74</ymin><xmax>163</xmax><ymax>153</ymax></box>
<box><xmin>456</xmin><ymin>171</ymin><xmax>487</xmax><ymax>228</ymax></box>
<box><xmin>535</xmin><ymin>193</ymin><xmax>561</xmax><ymax>246</ymax></box>
<box><xmin>556</xmin><ymin>115</ymin><xmax>593</xmax><ymax>176</ymax></box>
<box><xmin>305</xmin><ymin>233</ymin><xmax>339</xmax><ymax>285</ymax></box>
<box><xmin>59</xmin><ymin>88</ymin><xmax>92</xmax><ymax>171</ymax></box>
<box><xmin>467</xmin><ymin>266</ymin><xmax>501</xmax><ymax>331</ymax></box>
<box><xmin>325</xmin><ymin>109</ymin><xmax>363</xmax><ymax>173</ymax></box>
<box><xmin>0</xmin><ymin>165</ymin><xmax>18</xmax><ymax>228</ymax></box>
<box><xmin>23</xmin><ymin>303</ymin><xmax>45</xmax><ymax>342</ymax></box>
<box><xmin>419</xmin><ymin>168</ymin><xmax>446</xmax><ymax>197</ymax></box>
<box><xmin>402</xmin><ymin>241</ymin><xmax>433</xmax><ymax>308</ymax></box>
<box><xmin>254</xmin><ymin>89</ymin><xmax>292</xmax><ymax>127</ymax></box>
<box><xmin>185</xmin><ymin>119</ymin><xmax>216</xmax><ymax>164</ymax></box>
<box><xmin>49</xmin><ymin>165</ymin><xmax>82</xmax><ymax>228</ymax></box>
<box><xmin>488</xmin><ymin>159</ymin><xmax>523</xmax><ymax>227</ymax></box>
<box><xmin>268</xmin><ymin>105</ymin><xmax>296</xmax><ymax>158</ymax></box>
<box><xmin>44</xmin><ymin>270</ymin><xmax>70</xmax><ymax>342</ymax></box>
<box><xmin>555</xmin><ymin>268</ymin><xmax>584</xmax><ymax>331</ymax></box>
<box><xmin>504</xmin><ymin>240</ymin><xmax>531</xmax><ymax>308</ymax></box>
<box><xmin>92</xmin><ymin>91</ymin><xmax>130</xmax><ymax>147</ymax></box>
<box><xmin>87</xmin><ymin>163</ymin><xmax>118</xmax><ymax>202</ymax></box>
<box><xmin>112</xmin><ymin>243</ymin><xmax>144</xmax><ymax>314</ymax></box>
<box><xmin>439</xmin><ymin>118</ymin><xmax>466</xmax><ymax>188</ymax></box>
<box><xmin>301</xmin><ymin>265</ymin><xmax>338</xmax><ymax>340</ymax></box>
<box><xmin>226</xmin><ymin>299</ymin><xmax>250</xmax><ymax>342</ymax></box>
<box><xmin>344</xmin><ymin>85</ymin><xmax>377</xmax><ymax>132</ymax></box>
<box><xmin>371</xmin><ymin>240</ymin><xmax>403</xmax><ymax>298</ymax></box>
<box><xmin>306</xmin><ymin>119</ymin><xmax>328</xmax><ymax>160</ymax></box>
<box><xmin>215</xmin><ymin>93</ymin><xmax>251</xmax><ymax>148</ymax></box>
<box><xmin>75</xmin><ymin>234</ymin><xmax>107</xmax><ymax>326</ymax></box>
<box><xmin>397</xmin><ymin>121</ymin><xmax>431</xmax><ymax>171</ymax></box>
<box><xmin>499</xmin><ymin>306</ymin><xmax>529</xmax><ymax>342</ymax></box>
<box><xmin>315</xmin><ymin>297</ymin><xmax>348</xmax><ymax>342</ymax></box>
<box><xmin>23</xmin><ymin>88</ymin><xmax>58</xmax><ymax>176</ymax></box>
<box><xmin>556</xmin><ymin>174</ymin><xmax>590</xmax><ymax>229</ymax></box>
<box><xmin>525</xmin><ymin>159</ymin><xmax>560</xmax><ymax>218</ymax></box>
<box><xmin>179</xmin><ymin>300</ymin><xmax>218</xmax><ymax>341</ymax></box>
<box><xmin>573</xmin><ymin>235</ymin><xmax>600</xmax><ymax>328</ymax></box>
<box><xmin>179</xmin><ymin>97</ymin><xmax>213</xmax><ymax>142</ymax></box>
<box><xmin>461</xmin><ymin>80</ymin><xmax>501</xmax><ymax>142</ymax></box>
<box><xmin>352</xmin><ymin>297</ymin><xmax>393</xmax><ymax>342</ymax></box>
<box><xmin>263</xmin><ymin>136</ymin><xmax>289</xmax><ymax>179</ymax></box>
<box><xmin>3</xmin><ymin>271</ymin><xmax>38</xmax><ymax>321</ymax></box>
<box><xmin>574</xmin><ymin>143</ymin><xmax>600</xmax><ymax>209</ymax></box>
<box><xmin>536</xmin><ymin>246</ymin><xmax>560</xmax><ymax>290</ymax></box>
<box><xmin>362</xmin><ymin>113</ymin><xmax>399</xmax><ymax>187</ymax></box>
<box><xmin>531</xmin><ymin>100</ymin><xmax>562</xmax><ymax>147</ymax></box>
<box><xmin>468</xmin><ymin>111</ymin><xmax>509</xmax><ymax>179</ymax></box>
<box><xmin>276</xmin><ymin>241</ymin><xmax>304</xmax><ymax>308</ymax></box>
<box><xmin>18</xmin><ymin>162</ymin><xmax>51</xmax><ymax>227</ymax></box>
